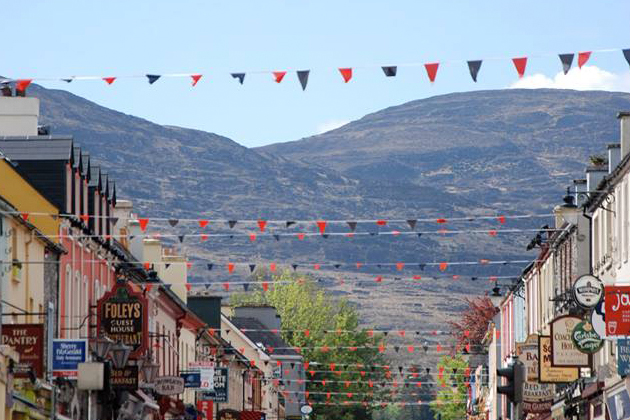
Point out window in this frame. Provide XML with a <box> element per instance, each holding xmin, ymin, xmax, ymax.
<box><xmin>94</xmin><ymin>279</ymin><xmax>100</xmax><ymax>302</ymax></box>
<box><xmin>74</xmin><ymin>270</ymin><xmax>81</xmax><ymax>338</ymax></box>
<box><xmin>593</xmin><ymin>215</ymin><xmax>600</xmax><ymax>267</ymax></box>
<box><xmin>64</xmin><ymin>265</ymin><xmax>72</xmax><ymax>337</ymax></box>
<box><xmin>625</xmin><ymin>179</ymin><xmax>629</xmax><ymax>263</ymax></box>
<box><xmin>83</xmin><ymin>275</ymin><xmax>88</xmax><ymax>337</ymax></box>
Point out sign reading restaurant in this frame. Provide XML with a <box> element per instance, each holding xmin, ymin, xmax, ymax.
<box><xmin>97</xmin><ymin>280</ymin><xmax>149</xmax><ymax>358</ymax></box>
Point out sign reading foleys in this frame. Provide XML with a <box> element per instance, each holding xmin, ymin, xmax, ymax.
<box><xmin>97</xmin><ymin>281</ymin><xmax>149</xmax><ymax>358</ymax></box>
<box><xmin>572</xmin><ymin>275</ymin><xmax>603</xmax><ymax>308</ymax></box>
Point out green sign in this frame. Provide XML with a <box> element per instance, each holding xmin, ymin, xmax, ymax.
<box><xmin>571</xmin><ymin>320</ymin><xmax>603</xmax><ymax>354</ymax></box>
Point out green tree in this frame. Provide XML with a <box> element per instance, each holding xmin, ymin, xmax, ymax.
<box><xmin>230</xmin><ymin>270</ymin><xmax>388</xmax><ymax>420</ymax></box>
<box><xmin>429</xmin><ymin>356</ymin><xmax>468</xmax><ymax>420</ymax></box>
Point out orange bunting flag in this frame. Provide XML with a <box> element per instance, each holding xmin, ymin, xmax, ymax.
<box><xmin>512</xmin><ymin>57</ymin><xmax>527</xmax><ymax>78</ymax></box>
<box><xmin>144</xmin><ymin>262</ymin><xmax>151</xmax><ymax>270</ymax></box>
<box><xmin>424</xmin><ymin>63</ymin><xmax>439</xmax><ymax>82</ymax></box>
<box><xmin>228</xmin><ymin>263</ymin><xmax>235</xmax><ymax>273</ymax></box>
<box><xmin>16</xmin><ymin>79</ymin><xmax>32</xmax><ymax>91</ymax></box>
<box><xmin>413</xmin><ymin>275</ymin><xmax>422</xmax><ymax>280</ymax></box>
<box><xmin>498</xmin><ymin>215</ymin><xmax>506</xmax><ymax>224</ymax></box>
<box><xmin>398</xmin><ymin>330</ymin><xmax>405</xmax><ymax>337</ymax></box>
<box><xmin>376</xmin><ymin>219</ymin><xmax>387</xmax><ymax>226</ymax></box>
<box><xmin>297</xmin><ymin>233</ymin><xmax>305</xmax><ymax>240</ymax></box>
<box><xmin>103</xmin><ymin>77</ymin><xmax>116</xmax><ymax>85</ymax></box>
<box><xmin>249</xmin><ymin>233</ymin><xmax>256</xmax><ymax>242</ymax></box>
<box><xmin>489</xmin><ymin>230</ymin><xmax>498</xmax><ymax>237</ymax></box>
<box><xmin>20</xmin><ymin>212</ymin><xmax>29</xmax><ymax>221</ymax></box>
<box><xmin>138</xmin><ymin>218</ymin><xmax>149</xmax><ymax>231</ymax></box>
<box><xmin>80</xmin><ymin>214</ymin><xmax>89</xmax><ymax>223</ymax></box>
<box><xmin>375</xmin><ymin>276</ymin><xmax>382</xmax><ymax>283</ymax></box>
<box><xmin>269</xmin><ymin>263</ymin><xmax>276</xmax><ymax>272</ymax></box>
<box><xmin>257</xmin><ymin>220</ymin><xmax>267</xmax><ymax>232</ymax></box>
<box><xmin>378</xmin><ymin>344</ymin><xmax>385</xmax><ymax>353</ymax></box>
<box><xmin>396</xmin><ymin>262</ymin><xmax>405</xmax><ymax>271</ymax></box>
<box><xmin>262</xmin><ymin>282</ymin><xmax>269</xmax><ymax>291</ymax></box>
<box><xmin>208</xmin><ymin>328</ymin><xmax>215</xmax><ymax>336</ymax></box>
<box><xmin>304</xmin><ymin>329</ymin><xmax>310</xmax><ymax>337</ymax></box>
<box><xmin>185</xmin><ymin>283</ymin><xmax>192</xmax><ymax>291</ymax></box>
<box><xmin>437</xmin><ymin>344</ymin><xmax>442</xmax><ymax>352</ymax></box>
<box><xmin>339</xmin><ymin>68</ymin><xmax>353</xmax><ymax>83</ymax></box>
<box><xmin>356</xmin><ymin>262</ymin><xmax>363</xmax><ymax>269</ymax></box>
<box><xmin>223</xmin><ymin>283</ymin><xmax>230</xmax><ymax>291</ymax></box>
<box><xmin>439</xmin><ymin>262</ymin><xmax>448</xmax><ymax>271</ymax></box>
<box><xmin>317</xmin><ymin>220</ymin><xmax>327</xmax><ymax>235</ymax></box>
<box><xmin>199</xmin><ymin>219</ymin><xmax>209</xmax><ymax>228</ymax></box>
<box><xmin>201</xmin><ymin>234</ymin><xmax>209</xmax><ymax>241</ymax></box>
<box><xmin>407</xmin><ymin>345</ymin><xmax>414</xmax><ymax>353</ymax></box>
<box><xmin>273</xmin><ymin>71</ymin><xmax>286</xmax><ymax>83</ymax></box>
<box><xmin>578</xmin><ymin>51</ymin><xmax>592</xmax><ymax>68</ymax></box>
<box><xmin>191</xmin><ymin>74</ymin><xmax>203</xmax><ymax>86</ymax></box>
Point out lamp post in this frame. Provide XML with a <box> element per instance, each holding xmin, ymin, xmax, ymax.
<box><xmin>109</xmin><ymin>341</ymin><xmax>132</xmax><ymax>370</ymax></box>
<box><xmin>138</xmin><ymin>352</ymin><xmax>160</xmax><ymax>385</ymax></box>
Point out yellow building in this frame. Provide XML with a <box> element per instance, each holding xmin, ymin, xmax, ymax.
<box><xmin>0</xmin><ymin>156</ymin><xmax>63</xmax><ymax>420</ymax></box>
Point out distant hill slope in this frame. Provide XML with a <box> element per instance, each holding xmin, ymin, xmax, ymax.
<box><xmin>259</xmin><ymin>89</ymin><xmax>630</xmax><ymax>211</ymax></box>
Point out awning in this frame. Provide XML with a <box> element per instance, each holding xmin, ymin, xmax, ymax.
<box><xmin>583</xmin><ymin>382</ymin><xmax>605</xmax><ymax>399</ymax></box>
<box><xmin>11</xmin><ymin>393</ymin><xmax>50</xmax><ymax>420</ymax></box>
<box><xmin>606</xmin><ymin>382</ymin><xmax>630</xmax><ymax>420</ymax></box>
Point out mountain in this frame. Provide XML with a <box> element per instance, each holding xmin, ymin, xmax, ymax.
<box><xmin>260</xmin><ymin>89</ymin><xmax>630</xmax><ymax>211</ymax></box>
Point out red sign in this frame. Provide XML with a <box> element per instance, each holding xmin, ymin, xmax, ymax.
<box><xmin>197</xmin><ymin>400</ymin><xmax>213</xmax><ymax>420</ymax></box>
<box><xmin>1</xmin><ymin>324</ymin><xmax>44</xmax><ymax>378</ymax></box>
<box><xmin>97</xmin><ymin>281</ymin><xmax>149</xmax><ymax>358</ymax></box>
<box><xmin>605</xmin><ymin>286</ymin><xmax>630</xmax><ymax>335</ymax></box>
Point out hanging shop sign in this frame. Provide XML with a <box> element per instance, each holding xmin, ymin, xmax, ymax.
<box><xmin>155</xmin><ymin>376</ymin><xmax>185</xmax><ymax>396</ymax></box>
<box><xmin>550</xmin><ymin>315</ymin><xmax>590</xmax><ymax>367</ymax></box>
<box><xmin>52</xmin><ymin>339</ymin><xmax>88</xmax><ymax>377</ymax></box>
<box><xmin>571</xmin><ymin>320</ymin><xmax>604</xmax><ymax>354</ymax></box>
<box><xmin>516</xmin><ymin>335</ymin><xmax>553</xmax><ymax>414</ymax></box>
<box><xmin>1</xmin><ymin>324</ymin><xmax>44</xmax><ymax>378</ymax></box>
<box><xmin>572</xmin><ymin>275</ymin><xmax>604</xmax><ymax>308</ymax></box>
<box><xmin>197</xmin><ymin>367</ymin><xmax>228</xmax><ymax>402</ymax></box>
<box><xmin>217</xmin><ymin>409</ymin><xmax>241</xmax><ymax>420</ymax></box>
<box><xmin>111</xmin><ymin>365</ymin><xmax>139</xmax><ymax>390</ymax></box>
<box><xmin>605</xmin><ymin>286</ymin><xmax>630</xmax><ymax>336</ymax></box>
<box><xmin>97</xmin><ymin>280</ymin><xmax>149</xmax><ymax>358</ymax></box>
<box><xmin>538</xmin><ymin>336</ymin><xmax>579</xmax><ymax>383</ymax></box>
<box><xmin>197</xmin><ymin>401</ymin><xmax>213</xmax><ymax>420</ymax></box>
<box><xmin>618</xmin><ymin>339</ymin><xmax>630</xmax><ymax>376</ymax></box>
<box><xmin>181</xmin><ymin>371</ymin><xmax>202</xmax><ymax>388</ymax></box>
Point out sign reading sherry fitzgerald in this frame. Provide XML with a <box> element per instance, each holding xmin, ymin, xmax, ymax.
<box><xmin>1</xmin><ymin>324</ymin><xmax>44</xmax><ymax>378</ymax></box>
<box><xmin>604</xmin><ymin>286</ymin><xmax>630</xmax><ymax>336</ymax></box>
<box><xmin>550</xmin><ymin>315</ymin><xmax>590</xmax><ymax>367</ymax></box>
<box><xmin>97</xmin><ymin>281</ymin><xmax>148</xmax><ymax>358</ymax></box>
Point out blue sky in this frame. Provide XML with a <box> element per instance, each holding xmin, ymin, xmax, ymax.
<box><xmin>4</xmin><ymin>0</ymin><xmax>630</xmax><ymax>147</ymax></box>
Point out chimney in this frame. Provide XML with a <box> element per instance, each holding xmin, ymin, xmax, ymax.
<box><xmin>188</xmin><ymin>296</ymin><xmax>222</xmax><ymax>330</ymax></box>
<box><xmin>0</xmin><ymin>96</ymin><xmax>40</xmax><ymax>136</ymax></box>
<box><xmin>586</xmin><ymin>165</ymin><xmax>607</xmax><ymax>194</ymax></box>
<box><xmin>608</xmin><ymin>143</ymin><xmax>621</xmax><ymax>173</ymax></box>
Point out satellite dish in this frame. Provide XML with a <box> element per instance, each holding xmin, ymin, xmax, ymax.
<box><xmin>300</xmin><ymin>405</ymin><xmax>313</xmax><ymax>415</ymax></box>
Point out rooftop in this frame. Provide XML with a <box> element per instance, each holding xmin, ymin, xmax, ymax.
<box><xmin>0</xmin><ymin>136</ymin><xmax>73</xmax><ymax>160</ymax></box>
<box><xmin>230</xmin><ymin>317</ymin><xmax>299</xmax><ymax>357</ymax></box>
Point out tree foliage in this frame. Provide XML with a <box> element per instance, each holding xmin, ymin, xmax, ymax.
<box><xmin>429</xmin><ymin>356</ymin><xmax>468</xmax><ymax>420</ymax></box>
<box><xmin>230</xmin><ymin>270</ymin><xmax>388</xmax><ymax>420</ymax></box>
<box><xmin>448</xmin><ymin>297</ymin><xmax>498</xmax><ymax>348</ymax></box>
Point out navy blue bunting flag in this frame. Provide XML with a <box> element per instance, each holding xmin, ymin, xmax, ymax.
<box><xmin>231</xmin><ymin>73</ymin><xmax>246</xmax><ymax>84</ymax></box>
<box><xmin>407</xmin><ymin>219</ymin><xmax>417</xmax><ymax>230</ymax></box>
<box><xmin>381</xmin><ymin>66</ymin><xmax>397</xmax><ymax>77</ymax></box>
<box><xmin>467</xmin><ymin>60</ymin><xmax>482</xmax><ymax>82</ymax></box>
<box><xmin>249</xmin><ymin>264</ymin><xmax>256</xmax><ymax>273</ymax></box>
<box><xmin>347</xmin><ymin>221</ymin><xmax>357</xmax><ymax>232</ymax></box>
<box><xmin>297</xmin><ymin>70</ymin><xmax>310</xmax><ymax>91</ymax></box>
<box><xmin>146</xmin><ymin>74</ymin><xmax>161</xmax><ymax>84</ymax></box>
<box><xmin>558</xmin><ymin>54</ymin><xmax>574</xmax><ymax>75</ymax></box>
<box><xmin>624</xmin><ymin>49</ymin><xmax>630</xmax><ymax>67</ymax></box>
<box><xmin>207</xmin><ymin>263</ymin><xmax>214</xmax><ymax>270</ymax></box>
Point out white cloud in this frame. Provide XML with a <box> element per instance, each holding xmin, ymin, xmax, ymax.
<box><xmin>509</xmin><ymin>65</ymin><xmax>630</xmax><ymax>92</ymax></box>
<box><xmin>316</xmin><ymin>119</ymin><xmax>350</xmax><ymax>134</ymax></box>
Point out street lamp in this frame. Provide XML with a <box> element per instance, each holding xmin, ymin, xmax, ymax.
<box><xmin>109</xmin><ymin>341</ymin><xmax>132</xmax><ymax>370</ymax></box>
<box><xmin>91</xmin><ymin>335</ymin><xmax>114</xmax><ymax>360</ymax></box>
<box><xmin>139</xmin><ymin>353</ymin><xmax>160</xmax><ymax>384</ymax></box>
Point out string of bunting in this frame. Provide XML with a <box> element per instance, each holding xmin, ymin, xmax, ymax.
<box><xmin>4</xmin><ymin>48</ymin><xmax>629</xmax><ymax>91</ymax></box>
<box><xmin>164</xmin><ymin>343</ymin><xmax>483</xmax><ymax>354</ymax></box>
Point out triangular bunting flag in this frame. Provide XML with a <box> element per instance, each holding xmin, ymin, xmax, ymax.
<box><xmin>243</xmin><ymin>283</ymin><xmax>249</xmax><ymax>291</ymax></box>
<box><xmin>273</xmin><ymin>234</ymin><xmax>280</xmax><ymax>241</ymax></box>
<box><xmin>339</xmin><ymin>68</ymin><xmax>353</xmax><ymax>83</ymax></box>
<box><xmin>624</xmin><ymin>49</ymin><xmax>630</xmax><ymax>67</ymax></box>
<box><xmin>191</xmin><ymin>74</ymin><xmax>202</xmax><ymax>86</ymax></box>
<box><xmin>559</xmin><ymin>53</ymin><xmax>574</xmax><ymax>74</ymax></box>
<box><xmin>103</xmin><ymin>77</ymin><xmax>116</xmax><ymax>85</ymax></box>
<box><xmin>273</xmin><ymin>71</ymin><xmax>286</xmax><ymax>83</ymax></box>
<box><xmin>198</xmin><ymin>219</ymin><xmax>209</xmax><ymax>228</ymax></box>
<box><xmin>334</xmin><ymin>264</ymin><xmax>341</xmax><ymax>269</ymax></box>
<box><xmin>168</xmin><ymin>219</ymin><xmax>179</xmax><ymax>227</ymax></box>
<box><xmin>249</xmin><ymin>264</ymin><xmax>256</xmax><ymax>273</ymax></box>
<box><xmin>231</xmin><ymin>73</ymin><xmax>245</xmax><ymax>84</ymax></box>
<box><xmin>61</xmin><ymin>78</ymin><xmax>73</xmax><ymax>83</ymax></box>
<box><xmin>292</xmin><ymin>264</ymin><xmax>298</xmax><ymax>271</ymax></box>
<box><xmin>317</xmin><ymin>221</ymin><xmax>327</xmax><ymax>235</ymax></box>
<box><xmin>146</xmin><ymin>74</ymin><xmax>161</xmax><ymax>84</ymax></box>
<box><xmin>512</xmin><ymin>57</ymin><xmax>527</xmax><ymax>78</ymax></box>
<box><xmin>297</xmin><ymin>70</ymin><xmax>310</xmax><ymax>91</ymax></box>
<box><xmin>297</xmin><ymin>233</ymin><xmax>305</xmax><ymax>240</ymax></box>
<box><xmin>381</xmin><ymin>66</ymin><xmax>397</xmax><ymax>77</ymax></box>
<box><xmin>207</xmin><ymin>263</ymin><xmax>213</xmax><ymax>271</ymax></box>
<box><xmin>347</xmin><ymin>221</ymin><xmax>357</xmax><ymax>232</ymax></box>
<box><xmin>396</xmin><ymin>262</ymin><xmax>404</xmax><ymax>271</ymax></box>
<box><xmin>578</xmin><ymin>51</ymin><xmax>592</xmax><ymax>68</ymax></box>
<box><xmin>138</xmin><ymin>218</ymin><xmax>149</xmax><ymax>231</ymax></box>
<box><xmin>269</xmin><ymin>263</ymin><xmax>276</xmax><ymax>272</ymax></box>
<box><xmin>228</xmin><ymin>263</ymin><xmax>235</xmax><ymax>273</ymax></box>
<box><xmin>223</xmin><ymin>282</ymin><xmax>230</xmax><ymax>291</ymax></box>
<box><xmin>262</xmin><ymin>282</ymin><xmax>269</xmax><ymax>291</ymax></box>
<box><xmin>467</xmin><ymin>60</ymin><xmax>482</xmax><ymax>82</ymax></box>
<box><xmin>16</xmin><ymin>79</ymin><xmax>32</xmax><ymax>91</ymax></box>
<box><xmin>285</xmin><ymin>221</ymin><xmax>296</xmax><ymax>228</ymax></box>
<box><xmin>178</xmin><ymin>235</ymin><xmax>185</xmax><ymax>243</ymax></box>
<box><xmin>109</xmin><ymin>216</ymin><xmax>119</xmax><ymax>226</ymax></box>
<box><xmin>249</xmin><ymin>233</ymin><xmax>256</xmax><ymax>242</ymax></box>
<box><xmin>424</xmin><ymin>63</ymin><xmax>439</xmax><ymax>82</ymax></box>
<box><xmin>257</xmin><ymin>220</ymin><xmax>267</xmax><ymax>232</ymax></box>
<box><xmin>407</xmin><ymin>219</ymin><xmax>417</xmax><ymax>230</ymax></box>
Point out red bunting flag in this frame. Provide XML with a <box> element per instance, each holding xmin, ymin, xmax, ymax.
<box><xmin>396</xmin><ymin>262</ymin><xmax>405</xmax><ymax>271</ymax></box>
<box><xmin>304</xmin><ymin>361</ymin><xmax>310</xmax><ymax>369</ymax></box>
<box><xmin>304</xmin><ymin>329</ymin><xmax>310</xmax><ymax>337</ymax></box>
<box><xmin>330</xmin><ymin>363</ymin><xmax>336</xmax><ymax>371</ymax></box>
<box><xmin>489</xmin><ymin>230</ymin><xmax>497</xmax><ymax>237</ymax></box>
<box><xmin>145</xmin><ymin>284</ymin><xmax>153</xmax><ymax>292</ymax></box>
<box><xmin>368</xmin><ymin>380</ymin><xmax>374</xmax><ymax>388</ymax></box>
<box><xmin>249</xmin><ymin>233</ymin><xmax>257</xmax><ymax>242</ymax></box>
<box><xmin>407</xmin><ymin>346</ymin><xmax>414</xmax><ymax>353</ymax></box>
<box><xmin>191</xmin><ymin>74</ymin><xmax>202</xmax><ymax>86</ymax></box>
<box><xmin>185</xmin><ymin>283</ymin><xmax>192</xmax><ymax>291</ymax></box>
<box><xmin>297</xmin><ymin>233</ymin><xmax>305</xmax><ymax>240</ymax></box>
<box><xmin>20</xmin><ymin>212</ymin><xmax>29</xmax><ymax>221</ymax></box>
<box><xmin>413</xmin><ymin>275</ymin><xmax>422</xmax><ymax>280</ymax></box>
<box><xmin>199</xmin><ymin>219</ymin><xmax>209</xmax><ymax>228</ymax></box>
<box><xmin>512</xmin><ymin>57</ymin><xmax>527</xmax><ymax>78</ymax></box>
<box><xmin>144</xmin><ymin>262</ymin><xmax>151</xmax><ymax>270</ymax></box>
<box><xmin>228</xmin><ymin>263</ymin><xmax>235</xmax><ymax>273</ymax></box>
<box><xmin>208</xmin><ymin>328</ymin><xmax>215</xmax><ymax>336</ymax></box>
<box><xmin>375</xmin><ymin>276</ymin><xmax>382</xmax><ymax>283</ymax></box>
<box><xmin>339</xmin><ymin>68</ymin><xmax>353</xmax><ymax>83</ymax></box>
<box><xmin>201</xmin><ymin>234</ymin><xmax>209</xmax><ymax>241</ymax></box>
<box><xmin>103</xmin><ymin>77</ymin><xmax>116</xmax><ymax>85</ymax></box>
<box><xmin>439</xmin><ymin>262</ymin><xmax>448</xmax><ymax>271</ymax></box>
<box><xmin>578</xmin><ymin>51</ymin><xmax>592</xmax><ymax>68</ymax></box>
<box><xmin>313</xmin><ymin>263</ymin><xmax>320</xmax><ymax>270</ymax></box>
<box><xmin>437</xmin><ymin>344</ymin><xmax>442</xmax><ymax>352</ymax></box>
<box><xmin>398</xmin><ymin>330</ymin><xmax>405</xmax><ymax>337</ymax></box>
<box><xmin>424</xmin><ymin>63</ymin><xmax>439</xmax><ymax>82</ymax></box>
<box><xmin>367</xmin><ymin>329</ymin><xmax>373</xmax><ymax>337</ymax></box>
<box><xmin>498</xmin><ymin>215</ymin><xmax>506</xmax><ymax>224</ymax></box>
<box><xmin>262</xmin><ymin>282</ymin><xmax>269</xmax><ymax>291</ymax></box>
<box><xmin>16</xmin><ymin>79</ymin><xmax>32</xmax><ymax>91</ymax></box>
<box><xmin>138</xmin><ymin>218</ymin><xmax>149</xmax><ymax>231</ymax></box>
<box><xmin>223</xmin><ymin>282</ymin><xmax>230</xmax><ymax>291</ymax></box>
<box><xmin>257</xmin><ymin>220</ymin><xmax>267</xmax><ymax>232</ymax></box>
<box><xmin>273</xmin><ymin>71</ymin><xmax>286</xmax><ymax>83</ymax></box>
<box><xmin>356</xmin><ymin>262</ymin><xmax>363</xmax><ymax>269</ymax></box>
<box><xmin>269</xmin><ymin>263</ymin><xmax>276</xmax><ymax>272</ymax></box>
<box><xmin>376</xmin><ymin>219</ymin><xmax>387</xmax><ymax>226</ymax></box>
<box><xmin>436</xmin><ymin>218</ymin><xmax>447</xmax><ymax>224</ymax></box>
<box><xmin>317</xmin><ymin>220</ymin><xmax>327</xmax><ymax>235</ymax></box>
